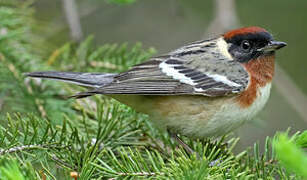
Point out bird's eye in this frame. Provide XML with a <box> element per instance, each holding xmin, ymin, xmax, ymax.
<box><xmin>240</xmin><ymin>40</ymin><xmax>252</xmax><ymax>52</ymax></box>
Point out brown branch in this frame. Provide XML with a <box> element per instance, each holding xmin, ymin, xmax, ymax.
<box><xmin>274</xmin><ymin>64</ymin><xmax>307</xmax><ymax>123</ymax></box>
<box><xmin>62</xmin><ymin>0</ymin><xmax>83</xmax><ymax>42</ymax></box>
<box><xmin>106</xmin><ymin>171</ymin><xmax>164</xmax><ymax>179</ymax></box>
<box><xmin>203</xmin><ymin>0</ymin><xmax>240</xmax><ymax>38</ymax></box>
<box><xmin>44</xmin><ymin>1</ymin><xmax>99</xmax><ymax>40</ymax></box>
<box><xmin>50</xmin><ymin>154</ymin><xmax>76</xmax><ymax>170</ymax></box>
<box><xmin>0</xmin><ymin>144</ymin><xmax>48</xmax><ymax>155</ymax></box>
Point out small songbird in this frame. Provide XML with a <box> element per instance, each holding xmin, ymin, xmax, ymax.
<box><xmin>26</xmin><ymin>27</ymin><xmax>286</xmax><ymax>153</ymax></box>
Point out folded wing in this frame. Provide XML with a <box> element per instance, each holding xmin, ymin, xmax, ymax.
<box><xmin>94</xmin><ymin>53</ymin><xmax>249</xmax><ymax>97</ymax></box>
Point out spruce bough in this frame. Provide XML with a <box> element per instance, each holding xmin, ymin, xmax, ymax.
<box><xmin>0</xmin><ymin>1</ymin><xmax>306</xmax><ymax>179</ymax></box>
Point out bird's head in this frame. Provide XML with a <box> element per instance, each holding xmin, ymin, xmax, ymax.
<box><xmin>222</xmin><ymin>26</ymin><xmax>286</xmax><ymax>63</ymax></box>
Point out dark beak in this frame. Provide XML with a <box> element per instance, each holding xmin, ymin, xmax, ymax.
<box><xmin>258</xmin><ymin>41</ymin><xmax>287</xmax><ymax>52</ymax></box>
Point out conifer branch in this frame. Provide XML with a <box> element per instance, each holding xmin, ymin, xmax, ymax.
<box><xmin>0</xmin><ymin>1</ymin><xmax>305</xmax><ymax>179</ymax></box>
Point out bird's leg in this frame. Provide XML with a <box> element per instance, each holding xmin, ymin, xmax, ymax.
<box><xmin>168</xmin><ymin>130</ymin><xmax>195</xmax><ymax>155</ymax></box>
<box><xmin>170</xmin><ymin>134</ymin><xmax>220</xmax><ymax>164</ymax></box>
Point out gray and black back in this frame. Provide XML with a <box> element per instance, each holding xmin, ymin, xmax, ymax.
<box><xmin>25</xmin><ymin>38</ymin><xmax>249</xmax><ymax>98</ymax></box>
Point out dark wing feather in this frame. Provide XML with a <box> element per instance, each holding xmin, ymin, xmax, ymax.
<box><xmin>96</xmin><ymin>58</ymin><xmax>195</xmax><ymax>95</ymax></box>
<box><xmin>100</xmin><ymin>82</ymin><xmax>193</xmax><ymax>94</ymax></box>
<box><xmin>91</xmin><ymin>38</ymin><xmax>249</xmax><ymax>96</ymax></box>
<box><xmin>93</xmin><ymin>54</ymin><xmax>249</xmax><ymax>96</ymax></box>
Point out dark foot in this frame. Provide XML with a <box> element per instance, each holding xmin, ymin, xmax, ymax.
<box><xmin>168</xmin><ymin>130</ymin><xmax>195</xmax><ymax>155</ymax></box>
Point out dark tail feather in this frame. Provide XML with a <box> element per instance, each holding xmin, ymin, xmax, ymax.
<box><xmin>25</xmin><ymin>71</ymin><xmax>116</xmax><ymax>88</ymax></box>
<box><xmin>69</xmin><ymin>91</ymin><xmax>98</xmax><ymax>99</ymax></box>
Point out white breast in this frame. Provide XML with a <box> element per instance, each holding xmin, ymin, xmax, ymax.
<box><xmin>201</xmin><ymin>83</ymin><xmax>272</xmax><ymax>137</ymax></box>
<box><xmin>159</xmin><ymin>83</ymin><xmax>272</xmax><ymax>138</ymax></box>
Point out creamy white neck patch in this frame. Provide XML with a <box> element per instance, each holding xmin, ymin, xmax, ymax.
<box><xmin>216</xmin><ymin>37</ymin><xmax>232</xmax><ymax>59</ymax></box>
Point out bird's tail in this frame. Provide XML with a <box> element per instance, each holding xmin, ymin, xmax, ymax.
<box><xmin>25</xmin><ymin>71</ymin><xmax>116</xmax><ymax>98</ymax></box>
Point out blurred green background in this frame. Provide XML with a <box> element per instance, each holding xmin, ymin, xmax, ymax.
<box><xmin>34</xmin><ymin>0</ymin><xmax>306</xmax><ymax>151</ymax></box>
